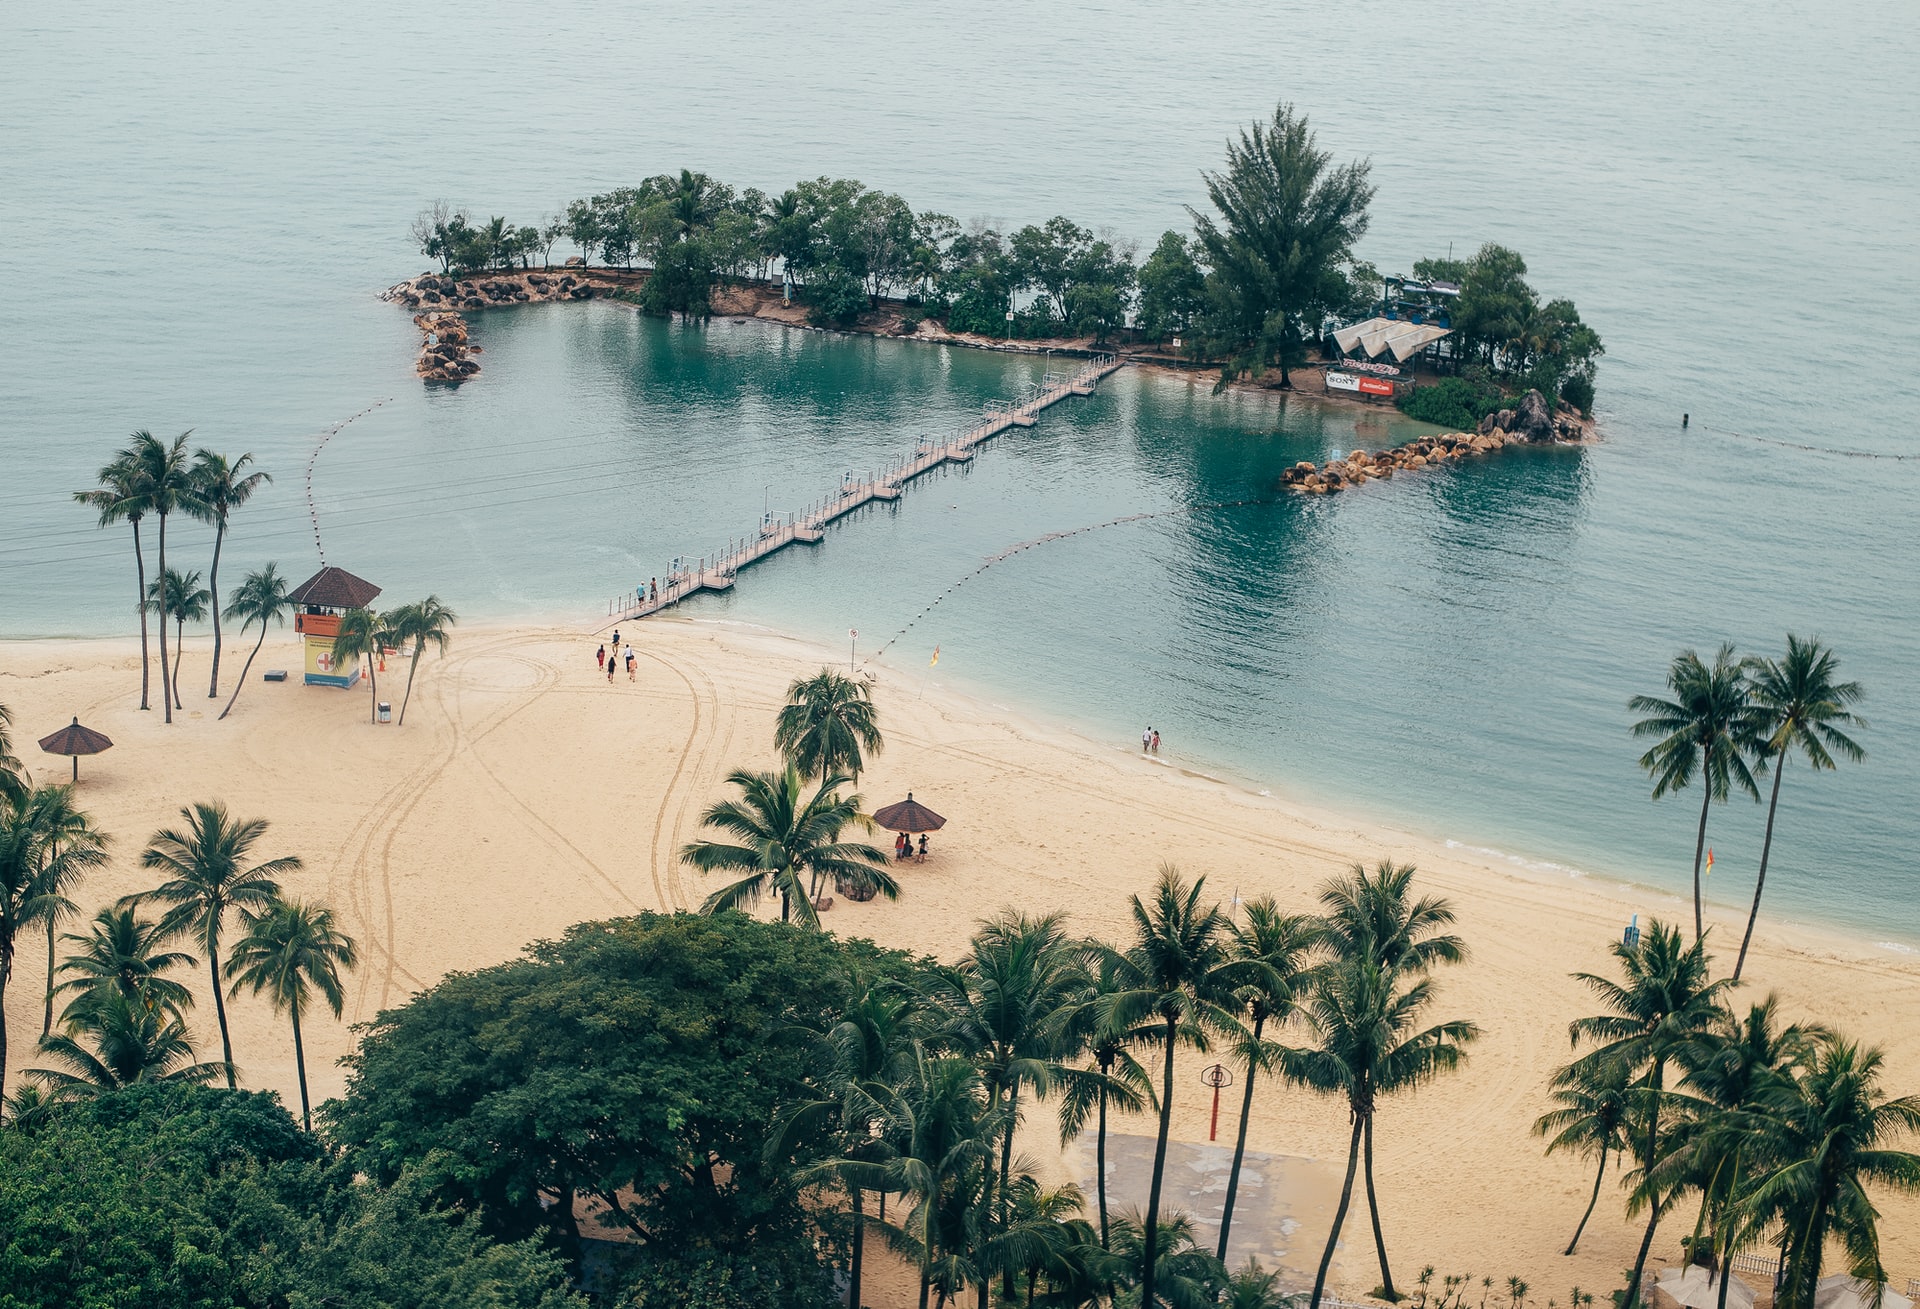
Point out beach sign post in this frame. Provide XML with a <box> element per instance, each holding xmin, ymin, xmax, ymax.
<box><xmin>1200</xmin><ymin>1063</ymin><xmax>1232</xmax><ymax>1141</ymax></box>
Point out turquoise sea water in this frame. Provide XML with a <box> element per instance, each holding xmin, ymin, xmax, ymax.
<box><xmin>1</xmin><ymin>2</ymin><xmax>1916</xmax><ymax>940</ymax></box>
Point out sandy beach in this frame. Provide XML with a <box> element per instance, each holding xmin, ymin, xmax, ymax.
<box><xmin>3</xmin><ymin>620</ymin><xmax>1915</xmax><ymax>1299</ymax></box>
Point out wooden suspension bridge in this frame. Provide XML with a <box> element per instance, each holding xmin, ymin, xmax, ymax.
<box><xmin>603</xmin><ymin>354</ymin><xmax>1123</xmax><ymax>622</ymax></box>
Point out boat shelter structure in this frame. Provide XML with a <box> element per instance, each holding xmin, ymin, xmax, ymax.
<box><xmin>288</xmin><ymin>566</ymin><xmax>381</xmax><ymax>688</ymax></box>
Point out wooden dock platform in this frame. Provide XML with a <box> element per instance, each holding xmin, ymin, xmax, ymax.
<box><xmin>605</xmin><ymin>355</ymin><xmax>1123</xmax><ymax>622</ymax></box>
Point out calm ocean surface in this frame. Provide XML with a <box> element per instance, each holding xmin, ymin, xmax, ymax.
<box><xmin>2</xmin><ymin>2</ymin><xmax>1916</xmax><ymax>941</ymax></box>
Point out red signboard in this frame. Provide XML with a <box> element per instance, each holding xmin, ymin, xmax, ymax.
<box><xmin>1357</xmin><ymin>376</ymin><xmax>1395</xmax><ymax>396</ymax></box>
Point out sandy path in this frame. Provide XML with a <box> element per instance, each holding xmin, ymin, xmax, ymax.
<box><xmin>3</xmin><ymin>620</ymin><xmax>1914</xmax><ymax>1300</ymax></box>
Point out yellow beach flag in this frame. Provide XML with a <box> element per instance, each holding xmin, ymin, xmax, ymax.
<box><xmin>1704</xmin><ymin>847</ymin><xmax>1715</xmax><ymax>875</ymax></box>
<box><xmin>930</xmin><ymin>645</ymin><xmax>940</xmax><ymax>667</ymax></box>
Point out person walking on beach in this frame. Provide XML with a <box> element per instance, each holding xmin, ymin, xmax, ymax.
<box><xmin>612</xmin><ymin>628</ymin><xmax>620</xmax><ymax>649</ymax></box>
<box><xmin>1151</xmin><ymin>729</ymin><xmax>1160</xmax><ymax>755</ymax></box>
<box><xmin>606</xmin><ymin>650</ymin><xmax>617</xmax><ymax>683</ymax></box>
<box><xmin>624</xmin><ymin>645</ymin><xmax>636</xmax><ymax>682</ymax></box>
<box><xmin>649</xmin><ymin>577</ymin><xmax>658</xmax><ymax>605</ymax></box>
<box><xmin>917</xmin><ymin>834</ymin><xmax>929</xmax><ymax>862</ymax></box>
<box><xmin>1142</xmin><ymin>725</ymin><xmax>1152</xmax><ymax>753</ymax></box>
<box><xmin>596</xmin><ymin>644</ymin><xmax>606</xmax><ymax>672</ymax></box>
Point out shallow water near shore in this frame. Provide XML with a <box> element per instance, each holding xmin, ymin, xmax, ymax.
<box><xmin>1</xmin><ymin>1</ymin><xmax>1916</xmax><ymax>941</ymax></box>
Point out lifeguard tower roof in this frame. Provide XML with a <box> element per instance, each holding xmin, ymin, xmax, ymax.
<box><xmin>288</xmin><ymin>566</ymin><xmax>382</xmax><ymax>612</ymax></box>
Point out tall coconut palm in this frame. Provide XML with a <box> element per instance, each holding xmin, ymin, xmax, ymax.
<box><xmin>187</xmin><ymin>448</ymin><xmax>271</xmax><ymax>700</ymax></box>
<box><xmin>1100</xmin><ymin>866</ymin><xmax>1244</xmax><ymax>1309</ymax></box>
<box><xmin>1630</xmin><ymin>645</ymin><xmax>1759</xmax><ymax>943</ymax></box>
<box><xmin>882</xmin><ymin>1046</ymin><xmax>1002</xmax><ymax>1309</ymax></box>
<box><xmin>1535</xmin><ymin>1054</ymin><xmax>1635</xmax><ymax>1254</ymax></box>
<box><xmin>147</xmin><ymin>566</ymin><xmax>209</xmax><ymax>710</ymax></box>
<box><xmin>775</xmin><ymin>668</ymin><xmax>884</xmax><ymax>782</ymax></box>
<box><xmin>329</xmin><ymin>606</ymin><xmax>393</xmax><ymax>724</ymax></box>
<box><xmin>1296</xmin><ymin>948</ymin><xmax>1479</xmax><ymax>1308</ymax></box>
<box><xmin>931</xmin><ymin>909</ymin><xmax>1089</xmax><ymax>1295</ymax></box>
<box><xmin>1734</xmin><ymin>637</ymin><xmax>1866</xmax><ymax>981</ymax></box>
<box><xmin>21</xmin><ymin>784</ymin><xmax>111</xmax><ymax>1036</ymax></box>
<box><xmin>681</xmin><ymin>765</ymin><xmax>895</xmax><ymax>927</ymax></box>
<box><xmin>1218</xmin><ymin>899</ymin><xmax>1323</xmax><ymax>1264</ymax></box>
<box><xmin>1</xmin><ymin>701</ymin><xmax>28</xmax><ymax>808</ymax></box>
<box><xmin>1056</xmin><ymin>950</ymin><xmax>1156</xmax><ymax>1248</ymax></box>
<box><xmin>136</xmin><ymin>801</ymin><xmax>301</xmax><ymax>1087</ymax></box>
<box><xmin>1741</xmin><ymin>1036</ymin><xmax>1920</xmax><ymax>1309</ymax></box>
<box><xmin>223</xmin><ymin>898</ymin><xmax>357</xmax><ymax>1130</ymax></box>
<box><xmin>389</xmin><ymin>595</ymin><xmax>457</xmax><ymax>726</ymax></box>
<box><xmin>218</xmin><ymin>563</ymin><xmax>293</xmax><ymax>720</ymax></box>
<box><xmin>27</xmin><ymin>987</ymin><xmax>226</xmax><ymax>1093</ymax></box>
<box><xmin>994</xmin><ymin>1175</ymin><xmax>1095</xmax><ymax>1308</ymax></box>
<box><xmin>1311</xmin><ymin>861</ymin><xmax>1470</xmax><ymax>1297</ymax></box>
<box><xmin>130</xmin><ymin>430</ymin><xmax>197</xmax><ymax>725</ymax></box>
<box><xmin>1104</xmin><ymin>1208</ymin><xmax>1229</xmax><ymax>1309</ymax></box>
<box><xmin>53</xmin><ymin>904</ymin><xmax>198</xmax><ymax>1027</ymax></box>
<box><xmin>1566</xmin><ymin>920</ymin><xmax>1730</xmax><ymax>1309</ymax></box>
<box><xmin>74</xmin><ymin>446</ymin><xmax>155</xmax><ymax>710</ymax></box>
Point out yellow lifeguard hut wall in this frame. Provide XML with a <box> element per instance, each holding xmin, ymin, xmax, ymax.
<box><xmin>295</xmin><ymin>611</ymin><xmax>360</xmax><ymax>687</ymax></box>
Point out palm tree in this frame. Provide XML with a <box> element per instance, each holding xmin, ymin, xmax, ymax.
<box><xmin>130</xmin><ymin>430</ymin><xmax>197</xmax><ymax>725</ymax></box>
<box><xmin>1535</xmin><ymin>1054</ymin><xmax>1634</xmax><ymax>1254</ymax></box>
<box><xmin>1741</xmin><ymin>1036</ymin><xmax>1920</xmax><ymax>1309</ymax></box>
<box><xmin>0</xmin><ymin>702</ymin><xmax>24</xmax><ymax>808</ymax></box>
<box><xmin>1217</xmin><ymin>899</ymin><xmax>1323</xmax><ymax>1263</ymax></box>
<box><xmin>74</xmin><ymin>446</ymin><xmax>155</xmax><ymax>710</ymax></box>
<box><xmin>882</xmin><ymin>1046</ymin><xmax>1002</xmax><ymax>1309</ymax></box>
<box><xmin>931</xmin><ymin>909</ymin><xmax>1089</xmax><ymax>1294</ymax></box>
<box><xmin>993</xmin><ymin>1175</ymin><xmax>1094</xmax><ymax>1307</ymax></box>
<box><xmin>147</xmin><ymin>566</ymin><xmax>209</xmax><ymax>710</ymax></box>
<box><xmin>1100</xmin><ymin>866</ymin><xmax>1243</xmax><ymax>1309</ymax></box>
<box><xmin>218</xmin><ymin>564</ymin><xmax>293</xmax><ymax>720</ymax></box>
<box><xmin>1056</xmin><ymin>950</ymin><xmax>1155</xmax><ymax>1248</ymax></box>
<box><xmin>1225</xmin><ymin>1259</ymin><xmax>1295</xmax><ymax>1309</ymax></box>
<box><xmin>27</xmin><ymin>987</ymin><xmax>226</xmax><ymax>1093</ymax></box>
<box><xmin>1296</xmin><ymin>947</ymin><xmax>1480</xmax><ymax>1308</ymax></box>
<box><xmin>775</xmin><ymin>668</ymin><xmax>884</xmax><ymax>782</ymax></box>
<box><xmin>1103</xmin><ymin>1209</ymin><xmax>1228</xmax><ymax>1309</ymax></box>
<box><xmin>389</xmin><ymin>595</ymin><xmax>457</xmax><ymax>726</ymax></box>
<box><xmin>1629</xmin><ymin>645</ymin><xmax>1759</xmax><ymax>943</ymax></box>
<box><xmin>187</xmin><ymin>449</ymin><xmax>271</xmax><ymax>699</ymax></box>
<box><xmin>329</xmin><ymin>606</ymin><xmax>392</xmax><ymax>724</ymax></box>
<box><xmin>223</xmin><ymin>898</ymin><xmax>357</xmax><ymax>1130</ymax></box>
<box><xmin>681</xmin><ymin>765</ymin><xmax>895</xmax><ymax>927</ymax></box>
<box><xmin>1566</xmin><ymin>920</ymin><xmax>1730</xmax><ymax>1309</ymax></box>
<box><xmin>136</xmin><ymin>801</ymin><xmax>301</xmax><ymax>1087</ymax></box>
<box><xmin>1734</xmin><ymin>638</ymin><xmax>1866</xmax><ymax>981</ymax></box>
<box><xmin>52</xmin><ymin>904</ymin><xmax>198</xmax><ymax>1027</ymax></box>
<box><xmin>20</xmin><ymin>784</ymin><xmax>111</xmax><ymax>1036</ymax></box>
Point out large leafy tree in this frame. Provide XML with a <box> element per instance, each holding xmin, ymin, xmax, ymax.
<box><xmin>73</xmin><ymin>446</ymin><xmax>157</xmax><ymax>710</ymax></box>
<box><xmin>1735</xmin><ymin>637</ymin><xmax>1866</xmax><ymax>980</ymax></box>
<box><xmin>328</xmin><ymin>913</ymin><xmax>899</xmax><ymax>1287</ymax></box>
<box><xmin>1190</xmin><ymin>102</ymin><xmax>1375</xmax><ymax>388</ymax></box>
<box><xmin>218</xmin><ymin>562</ymin><xmax>293</xmax><ymax>719</ymax></box>
<box><xmin>1099</xmin><ymin>866</ymin><xmax>1243</xmax><ymax>1309</ymax></box>
<box><xmin>1136</xmin><ymin>231</ymin><xmax>1208</xmax><ymax>345</ymax></box>
<box><xmin>1565</xmin><ymin>920</ymin><xmax>1730</xmax><ymax>1309</ymax></box>
<box><xmin>1630</xmin><ymin>645</ymin><xmax>1759</xmax><ymax>943</ymax></box>
<box><xmin>776</xmin><ymin>668</ymin><xmax>884</xmax><ymax>783</ymax></box>
<box><xmin>136</xmin><ymin>801</ymin><xmax>300</xmax><ymax>1087</ymax></box>
<box><xmin>1217</xmin><ymin>898</ymin><xmax>1322</xmax><ymax>1264</ymax></box>
<box><xmin>1741</xmin><ymin>1036</ymin><xmax>1920</xmax><ymax>1309</ymax></box>
<box><xmin>224</xmin><ymin>898</ymin><xmax>358</xmax><ymax>1130</ymax></box>
<box><xmin>682</xmin><ymin>765</ymin><xmax>895</xmax><ymax>926</ymax></box>
<box><xmin>187</xmin><ymin>448</ymin><xmax>270</xmax><ymax>700</ymax></box>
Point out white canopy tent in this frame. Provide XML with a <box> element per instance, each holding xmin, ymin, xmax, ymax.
<box><xmin>1817</xmin><ymin>1277</ymin><xmax>1914</xmax><ymax>1309</ymax></box>
<box><xmin>1332</xmin><ymin>316</ymin><xmax>1453</xmax><ymax>362</ymax></box>
<box><xmin>1655</xmin><ymin>1267</ymin><xmax>1757</xmax><ymax>1309</ymax></box>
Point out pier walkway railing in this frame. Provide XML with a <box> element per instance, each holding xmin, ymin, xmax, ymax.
<box><xmin>603</xmin><ymin>354</ymin><xmax>1123</xmax><ymax>622</ymax></box>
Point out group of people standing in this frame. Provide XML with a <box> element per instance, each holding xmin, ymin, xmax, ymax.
<box><xmin>894</xmin><ymin>831</ymin><xmax>928</xmax><ymax>862</ymax></box>
<box><xmin>1141</xmin><ymin>725</ymin><xmax>1161</xmax><ymax>754</ymax></box>
<box><xmin>596</xmin><ymin>631</ymin><xmax>636</xmax><ymax>683</ymax></box>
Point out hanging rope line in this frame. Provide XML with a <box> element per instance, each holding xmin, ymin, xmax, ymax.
<box><xmin>305</xmin><ymin>399</ymin><xmax>393</xmax><ymax>565</ymax></box>
<box><xmin>866</xmin><ymin>496</ymin><xmax>1279</xmax><ymax>665</ymax></box>
<box><xmin>1701</xmin><ymin>425</ymin><xmax>1918</xmax><ymax>461</ymax></box>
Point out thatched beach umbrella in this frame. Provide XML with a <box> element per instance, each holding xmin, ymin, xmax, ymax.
<box><xmin>871</xmin><ymin>792</ymin><xmax>946</xmax><ymax>834</ymax></box>
<box><xmin>38</xmin><ymin>716</ymin><xmax>114</xmax><ymax>782</ymax></box>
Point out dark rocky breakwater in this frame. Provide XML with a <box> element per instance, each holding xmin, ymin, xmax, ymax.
<box><xmin>1279</xmin><ymin>389</ymin><xmax>1588</xmax><ymax>493</ymax></box>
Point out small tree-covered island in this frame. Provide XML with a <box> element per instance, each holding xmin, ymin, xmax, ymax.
<box><xmin>389</xmin><ymin>103</ymin><xmax>1602</xmax><ymax>447</ymax></box>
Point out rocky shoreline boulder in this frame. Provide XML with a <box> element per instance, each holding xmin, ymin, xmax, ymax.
<box><xmin>412</xmin><ymin>311</ymin><xmax>480</xmax><ymax>383</ymax></box>
<box><xmin>1278</xmin><ymin>388</ymin><xmax>1592</xmax><ymax>496</ymax></box>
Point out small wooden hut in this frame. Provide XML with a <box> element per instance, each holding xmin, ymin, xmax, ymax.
<box><xmin>288</xmin><ymin>566</ymin><xmax>382</xmax><ymax>688</ymax></box>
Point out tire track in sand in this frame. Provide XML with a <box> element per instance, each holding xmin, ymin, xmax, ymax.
<box><xmin>639</xmin><ymin>642</ymin><xmax>731</xmax><ymax>913</ymax></box>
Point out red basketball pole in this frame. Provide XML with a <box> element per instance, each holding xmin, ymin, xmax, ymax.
<box><xmin>1209</xmin><ymin>1081</ymin><xmax>1222</xmax><ymax>1141</ymax></box>
<box><xmin>1200</xmin><ymin>1063</ymin><xmax>1232</xmax><ymax>1142</ymax></box>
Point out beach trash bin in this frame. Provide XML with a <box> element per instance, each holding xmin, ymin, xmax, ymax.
<box><xmin>377</xmin><ymin>701</ymin><xmax>392</xmax><ymax>723</ymax></box>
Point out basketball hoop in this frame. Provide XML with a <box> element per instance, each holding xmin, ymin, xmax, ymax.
<box><xmin>1200</xmin><ymin>1063</ymin><xmax>1233</xmax><ymax>1140</ymax></box>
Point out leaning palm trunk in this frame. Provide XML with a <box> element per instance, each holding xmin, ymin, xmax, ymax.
<box><xmin>219</xmin><ymin>621</ymin><xmax>271</xmax><ymax>720</ymax></box>
<box><xmin>1362</xmin><ymin>1115</ymin><xmax>1397</xmax><ymax>1298</ymax></box>
<box><xmin>1689</xmin><ymin>785</ymin><xmax>1711</xmax><ymax>944</ymax></box>
<box><xmin>208</xmin><ymin>947</ymin><xmax>236</xmax><ymax>1089</ymax></box>
<box><xmin>206</xmin><ymin>518</ymin><xmax>225</xmax><ymax>698</ymax></box>
<box><xmin>42</xmin><ymin>915</ymin><xmax>58</xmax><ymax>1037</ymax></box>
<box><xmin>849</xmin><ymin>1187</ymin><xmax>866</xmax><ymax>1309</ymax></box>
<box><xmin>290</xmin><ymin>1000</ymin><xmax>310</xmax><ymax>1129</ymax></box>
<box><xmin>157</xmin><ymin>511</ymin><xmax>173</xmax><ymax>723</ymax></box>
<box><xmin>172</xmin><ymin>615</ymin><xmax>187</xmax><ymax>708</ymax></box>
<box><xmin>397</xmin><ymin>638</ymin><xmax>423</xmax><ymax>725</ymax></box>
<box><xmin>1312</xmin><ymin>1113</ymin><xmax>1367</xmax><ymax>1309</ymax></box>
<box><xmin>1217</xmin><ymin>1013</ymin><xmax>1265</xmax><ymax>1262</ymax></box>
<box><xmin>1565</xmin><ymin>1144</ymin><xmax>1608</xmax><ymax>1255</ymax></box>
<box><xmin>1734</xmin><ymin>761</ymin><xmax>1786</xmax><ymax>981</ymax></box>
<box><xmin>1140</xmin><ymin>1015</ymin><xmax>1179</xmax><ymax>1309</ymax></box>
<box><xmin>1096</xmin><ymin>1074</ymin><xmax>1111</xmax><ymax>1247</ymax></box>
<box><xmin>132</xmin><ymin>519</ymin><xmax>151</xmax><ymax>710</ymax></box>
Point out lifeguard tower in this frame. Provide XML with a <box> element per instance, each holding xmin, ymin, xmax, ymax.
<box><xmin>287</xmin><ymin>566</ymin><xmax>382</xmax><ymax>688</ymax></box>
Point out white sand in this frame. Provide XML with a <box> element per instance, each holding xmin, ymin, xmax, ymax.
<box><xmin>4</xmin><ymin>621</ymin><xmax>1915</xmax><ymax>1299</ymax></box>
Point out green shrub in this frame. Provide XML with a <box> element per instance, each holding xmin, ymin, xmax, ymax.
<box><xmin>803</xmin><ymin>265</ymin><xmax>869</xmax><ymax>327</ymax></box>
<box><xmin>1559</xmin><ymin>371</ymin><xmax>1595</xmax><ymax>414</ymax></box>
<box><xmin>1396</xmin><ymin>376</ymin><xmax>1510</xmax><ymax>429</ymax></box>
